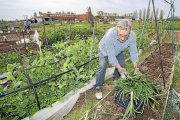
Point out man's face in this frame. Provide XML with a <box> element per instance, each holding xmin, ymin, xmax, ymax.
<box><xmin>117</xmin><ymin>27</ymin><xmax>130</xmax><ymax>43</ymax></box>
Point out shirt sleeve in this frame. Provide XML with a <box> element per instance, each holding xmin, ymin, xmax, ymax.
<box><xmin>105</xmin><ymin>36</ymin><xmax>119</xmax><ymax>67</ymax></box>
<box><xmin>128</xmin><ymin>32</ymin><xmax>139</xmax><ymax>62</ymax></box>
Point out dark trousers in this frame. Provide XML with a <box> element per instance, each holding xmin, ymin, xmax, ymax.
<box><xmin>95</xmin><ymin>52</ymin><xmax>125</xmax><ymax>88</ymax></box>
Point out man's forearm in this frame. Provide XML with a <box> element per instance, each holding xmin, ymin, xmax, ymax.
<box><xmin>115</xmin><ymin>64</ymin><xmax>123</xmax><ymax>70</ymax></box>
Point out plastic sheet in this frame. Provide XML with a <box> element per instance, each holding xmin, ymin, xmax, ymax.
<box><xmin>167</xmin><ymin>89</ymin><xmax>180</xmax><ymax>114</ymax></box>
<box><xmin>23</xmin><ymin>67</ymin><xmax>115</xmax><ymax>120</ymax></box>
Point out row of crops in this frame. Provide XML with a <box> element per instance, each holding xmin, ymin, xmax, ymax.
<box><xmin>0</xmin><ymin>23</ymin><xmax>158</xmax><ymax>119</ymax></box>
<box><xmin>41</xmin><ymin>27</ymin><xmax>104</xmax><ymax>45</ymax></box>
<box><xmin>0</xmin><ymin>37</ymin><xmax>99</xmax><ymax>119</ymax></box>
<box><xmin>0</xmin><ymin>26</ymin><xmax>158</xmax><ymax>74</ymax></box>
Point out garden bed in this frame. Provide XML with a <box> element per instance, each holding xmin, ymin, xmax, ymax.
<box><xmin>64</xmin><ymin>43</ymin><xmax>175</xmax><ymax>120</ymax></box>
<box><xmin>136</xmin><ymin>43</ymin><xmax>175</xmax><ymax>119</ymax></box>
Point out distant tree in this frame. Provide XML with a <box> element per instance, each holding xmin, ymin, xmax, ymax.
<box><xmin>70</xmin><ymin>12</ymin><xmax>75</xmax><ymax>15</ymax></box>
<box><xmin>62</xmin><ymin>11</ymin><xmax>65</xmax><ymax>15</ymax></box>
<box><xmin>131</xmin><ymin>13</ymin><xmax>133</xmax><ymax>17</ymax></box>
<box><xmin>139</xmin><ymin>9</ymin><xmax>142</xmax><ymax>20</ymax></box>
<box><xmin>47</xmin><ymin>11</ymin><xmax>51</xmax><ymax>14</ymax></box>
<box><xmin>104</xmin><ymin>12</ymin><xmax>108</xmax><ymax>16</ymax></box>
<box><xmin>159</xmin><ymin>9</ymin><xmax>164</xmax><ymax>20</ymax></box>
<box><xmin>55</xmin><ymin>12</ymin><xmax>58</xmax><ymax>14</ymax></box>
<box><xmin>155</xmin><ymin>8</ymin><xmax>159</xmax><ymax>19</ymax></box>
<box><xmin>97</xmin><ymin>11</ymin><xmax>104</xmax><ymax>16</ymax></box>
<box><xmin>133</xmin><ymin>10</ymin><xmax>138</xmax><ymax>20</ymax></box>
<box><xmin>87</xmin><ymin>6</ymin><xmax>94</xmax><ymax>27</ymax></box>
<box><xmin>174</xmin><ymin>16</ymin><xmax>180</xmax><ymax>21</ymax></box>
<box><xmin>146</xmin><ymin>8</ymin><xmax>150</xmax><ymax>20</ymax></box>
<box><xmin>113</xmin><ymin>13</ymin><xmax>118</xmax><ymax>16</ymax></box>
<box><xmin>143</xmin><ymin>8</ymin><xmax>146</xmax><ymax>20</ymax></box>
<box><xmin>39</xmin><ymin>11</ymin><xmax>43</xmax><ymax>16</ymax></box>
<box><xmin>124</xmin><ymin>13</ymin><xmax>127</xmax><ymax>18</ymax></box>
<box><xmin>33</xmin><ymin>12</ymin><xmax>37</xmax><ymax>17</ymax></box>
<box><xmin>135</xmin><ymin>10</ymin><xmax>138</xmax><ymax>20</ymax></box>
<box><xmin>150</xmin><ymin>10</ymin><xmax>154</xmax><ymax>21</ymax></box>
<box><xmin>108</xmin><ymin>13</ymin><xmax>112</xmax><ymax>16</ymax></box>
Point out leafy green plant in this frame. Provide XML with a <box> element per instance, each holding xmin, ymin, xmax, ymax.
<box><xmin>40</xmin><ymin>27</ymin><xmax>103</xmax><ymax>45</ymax></box>
<box><xmin>0</xmin><ymin>37</ymin><xmax>99</xmax><ymax>119</ymax></box>
<box><xmin>0</xmin><ymin>52</ymin><xmax>19</xmax><ymax>72</ymax></box>
<box><xmin>115</xmin><ymin>73</ymin><xmax>159</xmax><ymax>120</ymax></box>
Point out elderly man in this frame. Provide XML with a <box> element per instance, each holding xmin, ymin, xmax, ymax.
<box><xmin>95</xmin><ymin>19</ymin><xmax>139</xmax><ymax>99</ymax></box>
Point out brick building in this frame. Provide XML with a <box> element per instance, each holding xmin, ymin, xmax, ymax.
<box><xmin>35</xmin><ymin>12</ymin><xmax>90</xmax><ymax>22</ymax></box>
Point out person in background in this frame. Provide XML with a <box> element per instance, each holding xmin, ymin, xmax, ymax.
<box><xmin>95</xmin><ymin>19</ymin><xmax>140</xmax><ymax>100</ymax></box>
<box><xmin>24</xmin><ymin>19</ymin><xmax>31</xmax><ymax>33</ymax></box>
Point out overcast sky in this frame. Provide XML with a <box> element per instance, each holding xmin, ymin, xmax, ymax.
<box><xmin>0</xmin><ymin>0</ymin><xmax>179</xmax><ymax>20</ymax></box>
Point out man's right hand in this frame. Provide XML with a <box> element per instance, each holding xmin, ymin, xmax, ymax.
<box><xmin>117</xmin><ymin>68</ymin><xmax>127</xmax><ymax>79</ymax></box>
<box><xmin>134</xmin><ymin>68</ymin><xmax>141</xmax><ymax>74</ymax></box>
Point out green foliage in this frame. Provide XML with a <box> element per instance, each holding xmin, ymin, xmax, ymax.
<box><xmin>0</xmin><ymin>37</ymin><xmax>99</xmax><ymax>119</ymax></box>
<box><xmin>135</xmin><ymin>29</ymin><xmax>153</xmax><ymax>49</ymax></box>
<box><xmin>0</xmin><ymin>52</ymin><xmax>19</xmax><ymax>72</ymax></box>
<box><xmin>0</xmin><ymin>21</ymin><xmax>8</xmax><ymax>31</ymax></box>
<box><xmin>116</xmin><ymin>73</ymin><xmax>159</xmax><ymax>120</ymax></box>
<box><xmin>40</xmin><ymin>27</ymin><xmax>103</xmax><ymax>45</ymax></box>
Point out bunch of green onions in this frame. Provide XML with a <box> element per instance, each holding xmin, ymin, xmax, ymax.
<box><xmin>115</xmin><ymin>73</ymin><xmax>159</xmax><ymax>120</ymax></box>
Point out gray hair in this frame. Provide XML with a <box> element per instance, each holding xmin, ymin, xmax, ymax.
<box><xmin>117</xmin><ymin>19</ymin><xmax>131</xmax><ymax>30</ymax></box>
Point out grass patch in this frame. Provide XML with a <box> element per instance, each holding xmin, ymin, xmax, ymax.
<box><xmin>64</xmin><ymin>98</ymin><xmax>98</xmax><ymax>120</ymax></box>
<box><xmin>172</xmin><ymin>61</ymin><xmax>180</xmax><ymax>92</ymax></box>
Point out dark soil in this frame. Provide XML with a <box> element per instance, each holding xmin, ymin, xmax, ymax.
<box><xmin>140</xmin><ymin>43</ymin><xmax>174</xmax><ymax>90</ymax></box>
<box><xmin>64</xmin><ymin>43</ymin><xmax>175</xmax><ymax>120</ymax></box>
<box><xmin>136</xmin><ymin>43</ymin><xmax>174</xmax><ymax>120</ymax></box>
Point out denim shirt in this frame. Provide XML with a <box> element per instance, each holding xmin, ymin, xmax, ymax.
<box><xmin>98</xmin><ymin>27</ymin><xmax>139</xmax><ymax>66</ymax></box>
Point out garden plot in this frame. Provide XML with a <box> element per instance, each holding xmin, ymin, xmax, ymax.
<box><xmin>64</xmin><ymin>43</ymin><xmax>175</xmax><ymax>120</ymax></box>
<box><xmin>137</xmin><ymin>43</ymin><xmax>175</xmax><ymax>119</ymax></box>
<box><xmin>141</xmin><ymin>43</ymin><xmax>174</xmax><ymax>89</ymax></box>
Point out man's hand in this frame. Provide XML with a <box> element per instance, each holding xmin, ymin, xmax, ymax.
<box><xmin>118</xmin><ymin>68</ymin><xmax>127</xmax><ymax>79</ymax></box>
<box><xmin>134</xmin><ymin>67</ymin><xmax>141</xmax><ymax>74</ymax></box>
<box><xmin>118</xmin><ymin>68</ymin><xmax>127</xmax><ymax>74</ymax></box>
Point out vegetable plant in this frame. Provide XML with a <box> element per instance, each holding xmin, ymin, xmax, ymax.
<box><xmin>115</xmin><ymin>73</ymin><xmax>159</xmax><ymax>120</ymax></box>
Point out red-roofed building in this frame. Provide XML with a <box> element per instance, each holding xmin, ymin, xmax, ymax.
<box><xmin>34</xmin><ymin>12</ymin><xmax>90</xmax><ymax>22</ymax></box>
